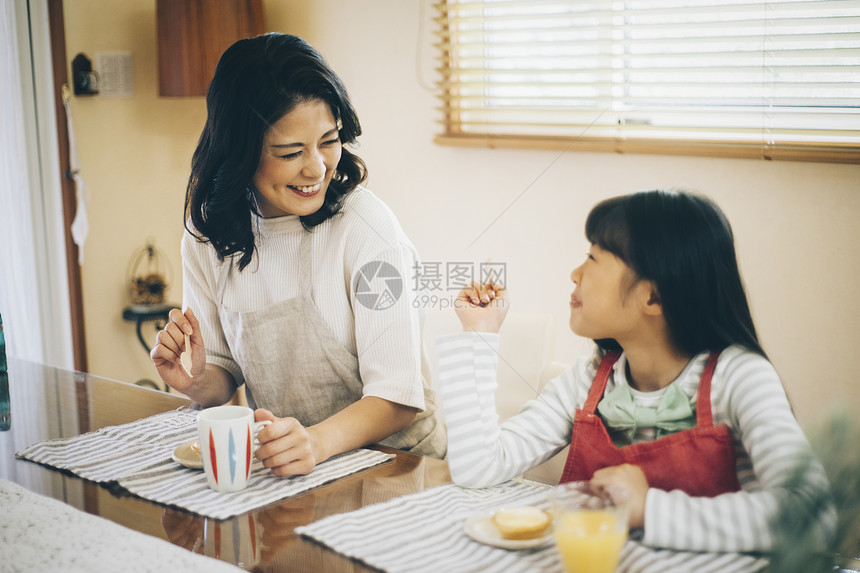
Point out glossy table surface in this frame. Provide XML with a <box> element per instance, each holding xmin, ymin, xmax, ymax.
<box><xmin>0</xmin><ymin>357</ymin><xmax>452</xmax><ymax>572</ymax></box>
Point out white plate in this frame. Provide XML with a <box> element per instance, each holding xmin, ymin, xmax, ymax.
<box><xmin>172</xmin><ymin>439</ymin><xmax>203</xmax><ymax>469</ymax></box>
<box><xmin>464</xmin><ymin>511</ymin><xmax>554</xmax><ymax>550</ymax></box>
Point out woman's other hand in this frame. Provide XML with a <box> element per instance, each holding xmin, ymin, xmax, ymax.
<box><xmin>150</xmin><ymin>307</ymin><xmax>206</xmax><ymax>393</ymax></box>
<box><xmin>254</xmin><ymin>409</ymin><xmax>320</xmax><ymax>477</ymax></box>
<box><xmin>590</xmin><ymin>463</ymin><xmax>649</xmax><ymax>529</ymax></box>
<box><xmin>454</xmin><ymin>281</ymin><xmax>509</xmax><ymax>333</ymax></box>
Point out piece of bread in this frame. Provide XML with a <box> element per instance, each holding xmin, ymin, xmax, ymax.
<box><xmin>491</xmin><ymin>506</ymin><xmax>552</xmax><ymax>540</ymax></box>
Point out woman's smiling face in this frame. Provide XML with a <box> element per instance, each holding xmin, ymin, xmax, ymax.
<box><xmin>252</xmin><ymin>98</ymin><xmax>342</xmax><ymax>218</ymax></box>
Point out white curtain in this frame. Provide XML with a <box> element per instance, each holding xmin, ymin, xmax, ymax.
<box><xmin>1</xmin><ymin>0</ymin><xmax>78</xmax><ymax>497</ymax></box>
<box><xmin>0</xmin><ymin>0</ymin><xmax>73</xmax><ymax>368</ymax></box>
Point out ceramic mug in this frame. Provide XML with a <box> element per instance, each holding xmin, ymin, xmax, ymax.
<box><xmin>198</xmin><ymin>405</ymin><xmax>271</xmax><ymax>493</ymax></box>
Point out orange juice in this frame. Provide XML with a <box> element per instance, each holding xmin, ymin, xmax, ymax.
<box><xmin>554</xmin><ymin>510</ymin><xmax>626</xmax><ymax>573</ymax></box>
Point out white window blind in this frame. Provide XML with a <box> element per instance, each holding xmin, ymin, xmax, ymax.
<box><xmin>435</xmin><ymin>0</ymin><xmax>860</xmax><ymax>162</ymax></box>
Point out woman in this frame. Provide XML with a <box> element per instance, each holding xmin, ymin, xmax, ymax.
<box><xmin>151</xmin><ymin>33</ymin><xmax>445</xmax><ymax>477</ymax></box>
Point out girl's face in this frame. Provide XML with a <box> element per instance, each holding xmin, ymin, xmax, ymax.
<box><xmin>252</xmin><ymin>98</ymin><xmax>342</xmax><ymax>218</ymax></box>
<box><xmin>569</xmin><ymin>244</ymin><xmax>649</xmax><ymax>342</ymax></box>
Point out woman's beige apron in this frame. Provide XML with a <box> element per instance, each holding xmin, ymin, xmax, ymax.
<box><xmin>218</xmin><ymin>232</ymin><xmax>446</xmax><ymax>458</ymax></box>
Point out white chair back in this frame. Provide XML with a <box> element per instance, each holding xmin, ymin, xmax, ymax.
<box><xmin>423</xmin><ymin>311</ymin><xmax>555</xmax><ymax>420</ymax></box>
<box><xmin>423</xmin><ymin>310</ymin><xmax>572</xmax><ymax>484</ymax></box>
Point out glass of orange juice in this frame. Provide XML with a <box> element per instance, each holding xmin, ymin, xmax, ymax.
<box><xmin>550</xmin><ymin>481</ymin><xmax>630</xmax><ymax>573</ymax></box>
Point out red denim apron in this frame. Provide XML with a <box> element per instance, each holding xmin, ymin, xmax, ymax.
<box><xmin>560</xmin><ymin>350</ymin><xmax>741</xmax><ymax>497</ymax></box>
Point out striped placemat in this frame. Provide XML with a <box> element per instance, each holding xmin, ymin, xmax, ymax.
<box><xmin>296</xmin><ymin>481</ymin><xmax>769</xmax><ymax>573</ymax></box>
<box><xmin>16</xmin><ymin>407</ymin><xmax>394</xmax><ymax>520</ymax></box>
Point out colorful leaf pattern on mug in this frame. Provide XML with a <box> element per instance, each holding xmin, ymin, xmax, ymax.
<box><xmin>245</xmin><ymin>423</ymin><xmax>252</xmax><ymax>479</ymax></box>
<box><xmin>230</xmin><ymin>428</ymin><xmax>238</xmax><ymax>483</ymax></box>
<box><xmin>209</xmin><ymin>428</ymin><xmax>218</xmax><ymax>483</ymax></box>
<box><xmin>210</xmin><ymin>425</ymin><xmax>255</xmax><ymax>486</ymax></box>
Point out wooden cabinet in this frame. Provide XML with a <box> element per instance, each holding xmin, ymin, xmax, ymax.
<box><xmin>156</xmin><ymin>0</ymin><xmax>265</xmax><ymax>97</ymax></box>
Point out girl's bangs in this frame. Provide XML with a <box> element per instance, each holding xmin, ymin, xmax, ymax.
<box><xmin>584</xmin><ymin>198</ymin><xmax>632</xmax><ymax>266</ymax></box>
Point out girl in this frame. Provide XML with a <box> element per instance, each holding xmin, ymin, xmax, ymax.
<box><xmin>437</xmin><ymin>189</ymin><xmax>833</xmax><ymax>553</ymax></box>
<box><xmin>151</xmin><ymin>34</ymin><xmax>445</xmax><ymax>477</ymax></box>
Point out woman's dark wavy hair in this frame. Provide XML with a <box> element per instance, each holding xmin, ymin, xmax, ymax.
<box><xmin>585</xmin><ymin>189</ymin><xmax>766</xmax><ymax>359</ymax></box>
<box><xmin>185</xmin><ymin>33</ymin><xmax>367</xmax><ymax>270</ymax></box>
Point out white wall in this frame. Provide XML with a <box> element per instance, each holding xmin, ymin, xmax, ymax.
<box><xmin>62</xmin><ymin>0</ymin><xmax>860</xmax><ymax>433</ymax></box>
<box><xmin>62</xmin><ymin>0</ymin><xmax>204</xmax><ymax>387</ymax></box>
<box><xmin>269</xmin><ymin>0</ymin><xmax>860</xmax><ymax>431</ymax></box>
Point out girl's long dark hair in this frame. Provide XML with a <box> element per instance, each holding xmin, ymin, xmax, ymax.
<box><xmin>585</xmin><ymin>190</ymin><xmax>766</xmax><ymax>358</ymax></box>
<box><xmin>185</xmin><ymin>33</ymin><xmax>367</xmax><ymax>270</ymax></box>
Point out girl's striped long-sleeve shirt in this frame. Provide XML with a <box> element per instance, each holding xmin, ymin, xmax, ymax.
<box><xmin>436</xmin><ymin>332</ymin><xmax>835</xmax><ymax>553</ymax></box>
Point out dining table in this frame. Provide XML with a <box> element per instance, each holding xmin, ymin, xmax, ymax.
<box><xmin>0</xmin><ymin>357</ymin><xmax>452</xmax><ymax>572</ymax></box>
<box><xmin>5</xmin><ymin>357</ymin><xmax>852</xmax><ymax>573</ymax></box>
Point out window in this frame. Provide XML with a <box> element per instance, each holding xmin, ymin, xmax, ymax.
<box><xmin>435</xmin><ymin>0</ymin><xmax>860</xmax><ymax>163</ymax></box>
